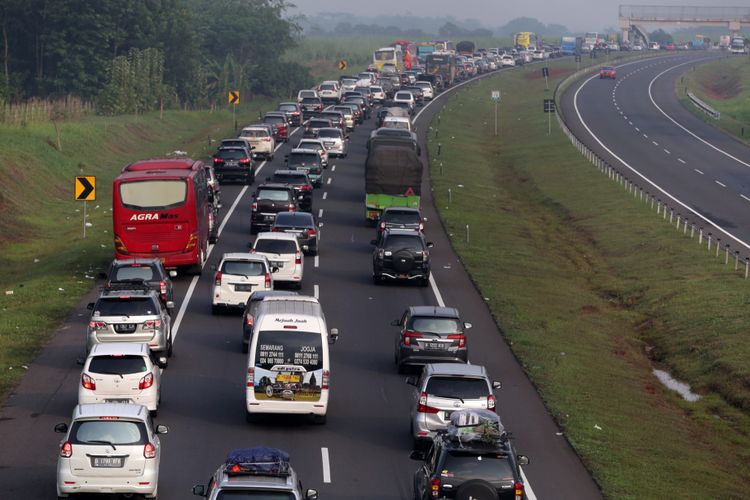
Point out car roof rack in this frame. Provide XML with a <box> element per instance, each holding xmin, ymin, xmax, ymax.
<box><xmin>102</xmin><ymin>281</ymin><xmax>155</xmax><ymax>293</ymax></box>
<box><xmin>224</xmin><ymin>447</ymin><xmax>291</xmax><ymax>477</ymax></box>
<box><xmin>442</xmin><ymin>409</ymin><xmax>509</xmax><ymax>448</ymax></box>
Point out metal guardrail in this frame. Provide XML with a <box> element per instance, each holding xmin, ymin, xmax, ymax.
<box><xmin>687</xmin><ymin>91</ymin><xmax>721</xmax><ymax>119</ymax></box>
<box><xmin>551</xmin><ymin>55</ymin><xmax>750</xmax><ymax>278</ymax></box>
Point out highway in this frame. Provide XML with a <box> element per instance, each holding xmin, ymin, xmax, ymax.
<box><xmin>560</xmin><ymin>52</ymin><xmax>750</xmax><ymax>251</ymax></box>
<box><xmin>0</xmin><ymin>67</ymin><xmax>602</xmax><ymax>499</ymax></box>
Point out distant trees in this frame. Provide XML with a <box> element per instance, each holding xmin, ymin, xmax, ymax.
<box><xmin>438</xmin><ymin>22</ymin><xmax>492</xmax><ymax>39</ymax></box>
<box><xmin>649</xmin><ymin>29</ymin><xmax>674</xmax><ymax>46</ymax></box>
<box><xmin>0</xmin><ymin>0</ymin><xmax>313</xmax><ymax>112</ymax></box>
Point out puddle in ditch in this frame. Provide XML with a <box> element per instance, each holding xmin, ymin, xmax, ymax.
<box><xmin>652</xmin><ymin>369</ymin><xmax>701</xmax><ymax>402</ymax></box>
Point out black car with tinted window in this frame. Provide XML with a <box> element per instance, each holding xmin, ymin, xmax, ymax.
<box><xmin>102</xmin><ymin>258</ymin><xmax>176</xmax><ymax>304</ymax></box>
<box><xmin>212</xmin><ymin>147</ymin><xmax>255</xmax><ymax>184</ymax></box>
<box><xmin>272</xmin><ymin>211</ymin><xmax>319</xmax><ymax>256</ymax></box>
<box><xmin>376</xmin><ymin>207</ymin><xmax>424</xmax><ymax>241</ymax></box>
<box><xmin>286</xmin><ymin>149</ymin><xmax>323</xmax><ymax>187</ymax></box>
<box><xmin>393</xmin><ymin>306</ymin><xmax>471</xmax><ymax>369</ymax></box>
<box><xmin>277</xmin><ymin>102</ymin><xmax>303</xmax><ymax>126</ymax></box>
<box><xmin>268</xmin><ymin>169</ymin><xmax>314</xmax><ymax>212</ymax></box>
<box><xmin>371</xmin><ymin>228</ymin><xmax>432</xmax><ymax>286</ymax></box>
<box><xmin>250</xmin><ymin>183</ymin><xmax>298</xmax><ymax>233</ymax></box>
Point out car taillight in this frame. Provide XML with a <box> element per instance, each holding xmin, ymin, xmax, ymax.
<box><xmin>60</xmin><ymin>441</ymin><xmax>73</xmax><ymax>458</ymax></box>
<box><xmin>419</xmin><ymin>221</ymin><xmax>424</xmax><ymax>231</ymax></box>
<box><xmin>239</xmin><ymin>158</ymin><xmax>251</xmax><ymax>164</ymax></box>
<box><xmin>263</xmin><ymin>137</ymin><xmax>271</xmax><ymax>142</ymax></box>
<box><xmin>247</xmin><ymin>367</ymin><xmax>254</xmax><ymax>387</ymax></box>
<box><xmin>322</xmin><ymin>369</ymin><xmax>330</xmax><ymax>390</ymax></box>
<box><xmin>430</xmin><ymin>477</ymin><xmax>441</xmax><ymax>498</ymax></box>
<box><xmin>487</xmin><ymin>394</ymin><xmax>496</xmax><ymax>411</ymax></box>
<box><xmin>300</xmin><ymin>185</ymin><xmax>313</xmax><ymax>191</ymax></box>
<box><xmin>307</xmin><ymin>228</ymin><xmax>316</xmax><ymax>236</ymax></box>
<box><xmin>514</xmin><ymin>481</ymin><xmax>524</xmax><ymax>500</ymax></box>
<box><xmin>143</xmin><ymin>319</ymin><xmax>161</xmax><ymax>331</ymax></box>
<box><xmin>295</xmin><ymin>251</ymin><xmax>302</xmax><ymax>265</ymax></box>
<box><xmin>82</xmin><ymin>373</ymin><xmax>96</xmax><ymax>390</ymax></box>
<box><xmin>402</xmin><ymin>330</ymin><xmax>421</xmax><ymax>346</ymax></box>
<box><xmin>448</xmin><ymin>333</ymin><xmax>466</xmax><ymax>348</ymax></box>
<box><xmin>213</xmin><ymin>158</ymin><xmax>225</xmax><ymax>164</ymax></box>
<box><xmin>144</xmin><ymin>442</ymin><xmax>156</xmax><ymax>459</ymax></box>
<box><xmin>288</xmin><ymin>204</ymin><xmax>295</xmax><ymax>211</ymax></box>
<box><xmin>244</xmin><ymin>314</ymin><xmax>254</xmax><ymax>327</ymax></box>
<box><xmin>139</xmin><ymin>372</ymin><xmax>154</xmax><ymax>390</ymax></box>
<box><xmin>159</xmin><ymin>281</ymin><xmax>167</xmax><ymax>301</ymax></box>
<box><xmin>378</xmin><ymin>221</ymin><xmax>386</xmax><ymax>232</ymax></box>
<box><xmin>88</xmin><ymin>321</ymin><xmax>107</xmax><ymax>330</ymax></box>
<box><xmin>418</xmin><ymin>391</ymin><xmax>439</xmax><ymax>414</ymax></box>
<box><xmin>114</xmin><ymin>235</ymin><xmax>128</xmax><ymax>253</ymax></box>
<box><xmin>271</xmin><ymin>227</ymin><xmax>282</xmax><ymax>232</ymax></box>
<box><xmin>264</xmin><ymin>273</ymin><xmax>271</xmax><ymax>289</ymax></box>
<box><xmin>184</xmin><ymin>232</ymin><xmax>198</xmax><ymax>252</ymax></box>
<box><xmin>214</xmin><ymin>271</ymin><xmax>222</xmax><ymax>286</ymax></box>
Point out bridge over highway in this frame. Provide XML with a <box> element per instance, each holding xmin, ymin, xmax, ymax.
<box><xmin>619</xmin><ymin>5</ymin><xmax>750</xmax><ymax>43</ymax></box>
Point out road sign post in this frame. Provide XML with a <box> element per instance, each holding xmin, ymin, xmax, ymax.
<box><xmin>491</xmin><ymin>91</ymin><xmax>501</xmax><ymax>136</ymax></box>
<box><xmin>338</xmin><ymin>60</ymin><xmax>348</xmax><ymax>71</ymax></box>
<box><xmin>543</xmin><ymin>99</ymin><xmax>556</xmax><ymax>136</ymax></box>
<box><xmin>228</xmin><ymin>90</ymin><xmax>240</xmax><ymax>131</ymax></box>
<box><xmin>542</xmin><ymin>66</ymin><xmax>549</xmax><ymax>91</ymax></box>
<box><xmin>75</xmin><ymin>176</ymin><xmax>96</xmax><ymax>238</ymax></box>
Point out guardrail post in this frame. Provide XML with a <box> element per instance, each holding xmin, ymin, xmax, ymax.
<box><xmin>725</xmin><ymin>244</ymin><xmax>730</xmax><ymax>265</ymax></box>
<box><xmin>735</xmin><ymin>251</ymin><xmax>740</xmax><ymax>271</ymax></box>
<box><xmin>699</xmin><ymin>227</ymin><xmax>703</xmax><ymax>244</ymax></box>
<box><xmin>707</xmin><ymin>233</ymin><xmax>712</xmax><ymax>252</ymax></box>
<box><xmin>745</xmin><ymin>258</ymin><xmax>749</xmax><ymax>279</ymax></box>
<box><xmin>716</xmin><ymin>238</ymin><xmax>721</xmax><ymax>258</ymax></box>
<box><xmin>676</xmin><ymin>213</ymin><xmax>680</xmax><ymax>229</ymax></box>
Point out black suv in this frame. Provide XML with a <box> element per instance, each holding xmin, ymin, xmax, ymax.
<box><xmin>268</xmin><ymin>169</ymin><xmax>314</xmax><ymax>212</ymax></box>
<box><xmin>371</xmin><ymin>228</ymin><xmax>432</xmax><ymax>286</ymax></box>
<box><xmin>250</xmin><ymin>183</ymin><xmax>298</xmax><ymax>233</ymax></box>
<box><xmin>392</xmin><ymin>306</ymin><xmax>471</xmax><ymax>370</ymax></box>
<box><xmin>213</xmin><ymin>147</ymin><xmax>255</xmax><ymax>184</ymax></box>
<box><xmin>102</xmin><ymin>258</ymin><xmax>176</xmax><ymax>305</ymax></box>
<box><xmin>410</xmin><ymin>410</ymin><xmax>529</xmax><ymax>500</ymax></box>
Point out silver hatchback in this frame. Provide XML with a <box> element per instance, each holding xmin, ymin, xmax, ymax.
<box><xmin>406</xmin><ymin>363</ymin><xmax>501</xmax><ymax>447</ymax></box>
<box><xmin>316</xmin><ymin>127</ymin><xmax>348</xmax><ymax>158</ymax></box>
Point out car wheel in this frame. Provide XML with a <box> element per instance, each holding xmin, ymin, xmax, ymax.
<box><xmin>420</xmin><ymin>276</ymin><xmax>430</xmax><ymax>287</ymax></box>
<box><xmin>294</xmin><ymin>282</ymin><xmax>302</xmax><ymax>290</ymax></box>
<box><xmin>246</xmin><ymin>174</ymin><xmax>254</xmax><ymax>185</ymax></box>
<box><xmin>150</xmin><ymin>409</ymin><xmax>158</xmax><ymax>418</ymax></box>
<box><xmin>312</xmin><ymin>414</ymin><xmax>327</xmax><ymax>425</ymax></box>
<box><xmin>166</xmin><ymin>335</ymin><xmax>173</xmax><ymax>357</ymax></box>
<box><xmin>372</xmin><ymin>274</ymin><xmax>382</xmax><ymax>285</ymax></box>
<box><xmin>245</xmin><ymin>411</ymin><xmax>258</xmax><ymax>424</ymax></box>
<box><xmin>211</xmin><ymin>305</ymin><xmax>220</xmax><ymax>315</ymax></box>
<box><xmin>241</xmin><ymin>341</ymin><xmax>248</xmax><ymax>354</ymax></box>
<box><xmin>268</xmin><ymin>153</ymin><xmax>274</xmax><ymax>161</ymax></box>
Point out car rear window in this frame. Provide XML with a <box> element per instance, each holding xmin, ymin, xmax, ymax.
<box><xmin>119</xmin><ymin>180</ymin><xmax>187</xmax><ymax>210</ymax></box>
<box><xmin>278</xmin><ymin>104</ymin><xmax>297</xmax><ymax>112</ymax></box>
<box><xmin>255</xmin><ymin>330</ymin><xmax>323</xmax><ymax>371</ymax></box>
<box><xmin>289</xmin><ymin>153</ymin><xmax>321</xmax><ymax>166</ymax></box>
<box><xmin>89</xmin><ymin>355</ymin><xmax>148</xmax><ymax>375</ymax></box>
<box><xmin>216</xmin><ymin>149</ymin><xmax>246</xmax><ymax>160</ymax></box>
<box><xmin>70</xmin><ymin>420</ymin><xmax>147</xmax><ymax>446</ymax></box>
<box><xmin>411</xmin><ymin>317</ymin><xmax>460</xmax><ymax>334</ymax></box>
<box><xmin>256</xmin><ymin>189</ymin><xmax>290</xmax><ymax>202</ymax></box>
<box><xmin>320</xmin><ymin>84</ymin><xmax>336</xmax><ymax>91</ymax></box>
<box><xmin>425</xmin><ymin>376</ymin><xmax>489</xmax><ymax>399</ymax></box>
<box><xmin>254</xmin><ymin>239</ymin><xmax>298</xmax><ymax>254</ymax></box>
<box><xmin>272</xmin><ymin>173</ymin><xmax>306</xmax><ymax>185</ymax></box>
<box><xmin>383</xmin><ymin>234</ymin><xmax>423</xmax><ymax>251</ymax></box>
<box><xmin>216</xmin><ymin>492</ymin><xmax>295</xmax><ymax>499</ymax></box>
<box><xmin>301</xmin><ymin>97</ymin><xmax>321</xmax><ymax>105</ymax></box>
<box><xmin>383</xmin><ymin>210</ymin><xmax>421</xmax><ymax>225</ymax></box>
<box><xmin>113</xmin><ymin>265</ymin><xmax>157</xmax><ymax>282</ymax></box>
<box><xmin>94</xmin><ymin>297</ymin><xmax>157</xmax><ymax>316</ymax></box>
<box><xmin>442</xmin><ymin>451</ymin><xmax>516</xmax><ymax>483</ymax></box>
<box><xmin>317</xmin><ymin>129</ymin><xmax>340</xmax><ymax>139</ymax></box>
<box><xmin>299</xmin><ymin>142</ymin><xmax>323</xmax><ymax>151</ymax></box>
<box><xmin>222</xmin><ymin>260</ymin><xmax>266</xmax><ymax>276</ymax></box>
<box><xmin>241</xmin><ymin>129</ymin><xmax>267</xmax><ymax>138</ymax></box>
<box><xmin>275</xmin><ymin>212</ymin><xmax>313</xmax><ymax>227</ymax></box>
<box><xmin>309</xmin><ymin>120</ymin><xmax>331</xmax><ymax>128</ymax></box>
<box><xmin>264</xmin><ymin>115</ymin><xmax>285</xmax><ymax>125</ymax></box>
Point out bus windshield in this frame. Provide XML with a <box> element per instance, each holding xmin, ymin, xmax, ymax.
<box><xmin>119</xmin><ymin>180</ymin><xmax>187</xmax><ymax>210</ymax></box>
<box><xmin>374</xmin><ymin>49</ymin><xmax>395</xmax><ymax>62</ymax></box>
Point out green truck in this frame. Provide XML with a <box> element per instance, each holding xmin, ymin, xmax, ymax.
<box><xmin>365</xmin><ymin>144</ymin><xmax>422</xmax><ymax>223</ymax></box>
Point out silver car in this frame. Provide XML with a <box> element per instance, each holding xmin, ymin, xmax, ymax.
<box><xmin>55</xmin><ymin>403</ymin><xmax>168</xmax><ymax>498</ymax></box>
<box><xmin>86</xmin><ymin>289</ymin><xmax>173</xmax><ymax>360</ymax></box>
<box><xmin>316</xmin><ymin>127</ymin><xmax>348</xmax><ymax>158</ymax></box>
<box><xmin>406</xmin><ymin>363</ymin><xmax>501</xmax><ymax>447</ymax></box>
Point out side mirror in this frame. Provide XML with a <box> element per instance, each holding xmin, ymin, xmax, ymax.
<box><xmin>464</xmin><ymin>322</ymin><xmax>472</xmax><ymax>329</ymax></box>
<box><xmin>409</xmin><ymin>450</ymin><xmax>426</xmax><ymax>461</ymax></box>
<box><xmin>86</xmin><ymin>302</ymin><xmax>95</xmax><ymax>310</ymax></box>
<box><xmin>158</xmin><ymin>356</ymin><xmax>168</xmax><ymax>369</ymax></box>
<box><xmin>517</xmin><ymin>455</ymin><xmax>530</xmax><ymax>466</ymax></box>
<box><xmin>169</xmin><ymin>270</ymin><xmax>177</xmax><ymax>278</ymax></box>
<box><xmin>166</xmin><ymin>301</ymin><xmax>175</xmax><ymax>310</ymax></box>
<box><xmin>272</xmin><ymin>266</ymin><xmax>279</xmax><ymax>273</ymax></box>
<box><xmin>492</xmin><ymin>381</ymin><xmax>502</xmax><ymax>390</ymax></box>
<box><xmin>305</xmin><ymin>489</ymin><xmax>319</xmax><ymax>500</ymax></box>
<box><xmin>155</xmin><ymin>424</ymin><xmax>169</xmax><ymax>434</ymax></box>
<box><xmin>426</xmin><ymin>242</ymin><xmax>434</xmax><ymax>248</ymax></box>
<box><xmin>370</xmin><ymin>239</ymin><xmax>377</xmax><ymax>246</ymax></box>
<box><xmin>54</xmin><ymin>422</ymin><xmax>68</xmax><ymax>434</ymax></box>
<box><xmin>405</xmin><ymin>376</ymin><xmax>418</xmax><ymax>386</ymax></box>
<box><xmin>390</xmin><ymin>319</ymin><xmax>401</xmax><ymax>326</ymax></box>
<box><xmin>192</xmin><ymin>484</ymin><xmax>206</xmax><ymax>497</ymax></box>
<box><xmin>329</xmin><ymin>328</ymin><xmax>339</xmax><ymax>344</ymax></box>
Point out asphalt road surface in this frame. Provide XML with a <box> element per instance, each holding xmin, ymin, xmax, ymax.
<box><xmin>0</xmin><ymin>66</ymin><xmax>601</xmax><ymax>499</ymax></box>
<box><xmin>560</xmin><ymin>51</ymin><xmax>750</xmax><ymax>251</ymax></box>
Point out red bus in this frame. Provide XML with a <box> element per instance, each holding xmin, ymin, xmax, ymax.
<box><xmin>113</xmin><ymin>158</ymin><xmax>211</xmax><ymax>274</ymax></box>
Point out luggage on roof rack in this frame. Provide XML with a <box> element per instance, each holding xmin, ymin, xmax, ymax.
<box><xmin>446</xmin><ymin>409</ymin><xmax>507</xmax><ymax>445</ymax></box>
<box><xmin>102</xmin><ymin>280</ymin><xmax>154</xmax><ymax>293</ymax></box>
<box><xmin>225</xmin><ymin>447</ymin><xmax>291</xmax><ymax>477</ymax></box>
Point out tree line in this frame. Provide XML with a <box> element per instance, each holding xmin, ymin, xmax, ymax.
<box><xmin>0</xmin><ymin>0</ymin><xmax>313</xmax><ymax>114</ymax></box>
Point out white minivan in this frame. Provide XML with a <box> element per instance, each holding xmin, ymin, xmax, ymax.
<box><xmin>245</xmin><ymin>295</ymin><xmax>339</xmax><ymax>424</ymax></box>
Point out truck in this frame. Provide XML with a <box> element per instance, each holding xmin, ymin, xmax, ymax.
<box><xmin>514</xmin><ymin>32</ymin><xmax>537</xmax><ymax>50</ymax></box>
<box><xmin>456</xmin><ymin>40</ymin><xmax>476</xmax><ymax>56</ymax></box>
<box><xmin>560</xmin><ymin>36</ymin><xmax>577</xmax><ymax>55</ymax></box>
<box><xmin>730</xmin><ymin>35</ymin><xmax>746</xmax><ymax>54</ymax></box>
<box><xmin>365</xmin><ymin>146</ymin><xmax>422</xmax><ymax>223</ymax></box>
<box><xmin>425</xmin><ymin>52</ymin><xmax>456</xmax><ymax>87</ymax></box>
<box><xmin>719</xmin><ymin>35</ymin><xmax>731</xmax><ymax>49</ymax></box>
<box><xmin>416</xmin><ymin>42</ymin><xmax>436</xmax><ymax>62</ymax></box>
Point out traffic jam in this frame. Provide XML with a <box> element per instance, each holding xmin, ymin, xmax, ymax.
<box><xmin>54</xmin><ymin>39</ymin><xmax>535</xmax><ymax>500</ymax></box>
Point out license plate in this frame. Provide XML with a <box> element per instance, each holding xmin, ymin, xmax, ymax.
<box><xmin>398</xmin><ymin>274</ymin><xmax>408</xmax><ymax>279</ymax></box>
<box><xmin>325</xmin><ymin>142</ymin><xmax>335</xmax><ymax>147</ymax></box>
<box><xmin>276</xmin><ymin>373</ymin><xmax>301</xmax><ymax>383</ymax></box>
<box><xmin>264</xmin><ymin>215</ymin><xmax>275</xmax><ymax>221</ymax></box>
<box><xmin>226</xmin><ymin>161</ymin><xmax>238</xmax><ymax>166</ymax></box>
<box><xmin>271</xmin><ymin>261</ymin><xmax>284</xmax><ymax>267</ymax></box>
<box><xmin>114</xmin><ymin>323</ymin><xmax>136</xmax><ymax>333</ymax></box>
<box><xmin>235</xmin><ymin>284</ymin><xmax>254</xmax><ymax>292</ymax></box>
<box><xmin>104</xmin><ymin>398</ymin><xmax>130</xmax><ymax>403</ymax></box>
<box><xmin>424</xmin><ymin>342</ymin><xmax>447</xmax><ymax>350</ymax></box>
<box><xmin>92</xmin><ymin>456</ymin><xmax>123</xmax><ymax>468</ymax></box>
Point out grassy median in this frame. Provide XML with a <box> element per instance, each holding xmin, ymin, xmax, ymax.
<box><xmin>0</xmin><ymin>101</ymin><xmax>272</xmax><ymax>398</ymax></box>
<box><xmin>427</xmin><ymin>60</ymin><xmax>750</xmax><ymax>497</ymax></box>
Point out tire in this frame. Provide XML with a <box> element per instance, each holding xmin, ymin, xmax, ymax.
<box><xmin>166</xmin><ymin>334</ymin><xmax>173</xmax><ymax>358</ymax></box>
<box><xmin>246</xmin><ymin>173</ymin><xmax>254</xmax><ymax>185</ymax></box>
<box><xmin>246</xmin><ymin>411</ymin><xmax>258</xmax><ymax>424</ymax></box>
<box><xmin>211</xmin><ymin>305</ymin><xmax>220</xmax><ymax>315</ymax></box>
<box><xmin>372</xmin><ymin>274</ymin><xmax>381</xmax><ymax>285</ymax></box>
<box><xmin>454</xmin><ymin>479</ymin><xmax>499</xmax><ymax>500</ymax></box>
<box><xmin>150</xmin><ymin>409</ymin><xmax>158</xmax><ymax>418</ymax></box>
<box><xmin>241</xmin><ymin>342</ymin><xmax>248</xmax><ymax>354</ymax></box>
<box><xmin>419</xmin><ymin>276</ymin><xmax>430</xmax><ymax>287</ymax></box>
<box><xmin>312</xmin><ymin>414</ymin><xmax>327</xmax><ymax>425</ymax></box>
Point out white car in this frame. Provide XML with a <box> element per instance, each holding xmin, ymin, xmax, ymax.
<box><xmin>318</xmin><ymin>81</ymin><xmax>341</xmax><ymax>103</ymax></box>
<box><xmin>414</xmin><ymin>81</ymin><xmax>434</xmax><ymax>100</ymax></box>
<box><xmin>240</xmin><ymin>126</ymin><xmax>276</xmax><ymax>160</ymax></box>
<box><xmin>393</xmin><ymin>91</ymin><xmax>415</xmax><ymax>113</ymax></box>
<box><xmin>212</xmin><ymin>253</ymin><xmax>275</xmax><ymax>313</ymax></box>
<box><xmin>340</xmin><ymin>77</ymin><xmax>357</xmax><ymax>93</ymax></box>
<box><xmin>532</xmin><ymin>50</ymin><xmax>546</xmax><ymax>60</ymax></box>
<box><xmin>55</xmin><ymin>403</ymin><xmax>168</xmax><ymax>499</ymax></box>
<box><xmin>297</xmin><ymin>139</ymin><xmax>329</xmax><ymax>167</ymax></box>
<box><xmin>296</xmin><ymin>89</ymin><xmax>319</xmax><ymax>103</ymax></box>
<box><xmin>252</xmin><ymin>232</ymin><xmax>304</xmax><ymax>289</ymax></box>
<box><xmin>370</xmin><ymin>85</ymin><xmax>386</xmax><ymax>103</ymax></box>
<box><xmin>78</xmin><ymin>343</ymin><xmax>165</xmax><ymax>414</ymax></box>
<box><xmin>501</xmin><ymin>55</ymin><xmax>516</xmax><ymax>67</ymax></box>
<box><xmin>382</xmin><ymin>116</ymin><xmax>412</xmax><ymax>132</ymax></box>
<box><xmin>317</xmin><ymin>127</ymin><xmax>348</xmax><ymax>158</ymax></box>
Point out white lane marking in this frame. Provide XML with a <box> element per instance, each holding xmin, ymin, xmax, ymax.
<box><xmin>321</xmin><ymin>447</ymin><xmax>331</xmax><ymax>483</ymax></box>
<box><xmin>623</xmin><ymin>116</ymin><xmax>628</xmax><ymax>120</ymax></box>
<box><xmin>652</xmin><ymin>141</ymin><xmax>659</xmax><ymax>146</ymax></box>
<box><xmin>695</xmin><ymin>169</ymin><xmax>704</xmax><ymax>175</ymax></box>
<box><xmin>573</xmin><ymin>68</ymin><xmax>750</xmax><ymax>251</ymax></box>
<box><xmin>520</xmin><ymin>467</ymin><xmax>538</xmax><ymax>500</ymax></box>
<box><xmin>629</xmin><ymin>121</ymin><xmax>633</xmax><ymax>125</ymax></box>
<box><xmin>635</xmin><ymin>127</ymin><xmax>640</xmax><ymax>132</ymax></box>
<box><xmin>327</xmin><ymin>177</ymin><xmax>332</xmax><ymax>185</ymax></box>
<box><xmin>331</xmin><ymin>165</ymin><xmax>336</xmax><ymax>172</ymax></box>
<box><xmin>313</xmin><ymin>284</ymin><xmax>319</xmax><ymax>299</ymax></box>
<box><xmin>172</xmin><ymin>128</ymin><xmax>299</xmax><ymax>343</ymax></box>
<box><xmin>741</xmin><ymin>194</ymin><xmax>750</xmax><ymax>202</ymax></box>
<box><xmin>678</xmin><ymin>158</ymin><xmax>686</xmax><ymax>164</ymax></box>
<box><xmin>664</xmin><ymin>149</ymin><xmax>671</xmax><ymax>155</ymax></box>
<box><xmin>322</xmin><ymin>192</ymin><xmax>328</xmax><ymax>200</ymax></box>
<box><xmin>314</xmin><ymin>255</ymin><xmax>319</xmax><ymax>268</ymax></box>
<box><xmin>715</xmin><ymin>180</ymin><xmax>726</xmax><ymax>188</ymax></box>
<box><xmin>428</xmin><ymin>274</ymin><xmax>446</xmax><ymax>308</ymax></box>
<box><xmin>643</xmin><ymin>133</ymin><xmax>648</xmax><ymax>138</ymax></box>
<box><xmin>318</xmin><ymin>208</ymin><xmax>324</xmax><ymax>218</ymax></box>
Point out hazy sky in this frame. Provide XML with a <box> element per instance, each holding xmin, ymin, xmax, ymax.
<box><xmin>290</xmin><ymin>0</ymin><xmax>739</xmax><ymax>33</ymax></box>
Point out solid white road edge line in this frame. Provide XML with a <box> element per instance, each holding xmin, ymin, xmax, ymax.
<box><xmin>313</xmin><ymin>284</ymin><xmax>319</xmax><ymax>299</ymax></box>
<box><xmin>321</xmin><ymin>447</ymin><xmax>331</xmax><ymax>483</ymax></box>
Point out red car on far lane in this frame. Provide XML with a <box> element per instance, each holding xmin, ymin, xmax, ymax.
<box><xmin>599</xmin><ymin>66</ymin><xmax>617</xmax><ymax>79</ymax></box>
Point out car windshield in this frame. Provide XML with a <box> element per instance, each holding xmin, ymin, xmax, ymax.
<box><xmin>317</xmin><ymin>129</ymin><xmax>341</xmax><ymax>139</ymax></box>
<box><xmin>254</xmin><ymin>239</ymin><xmax>297</xmax><ymax>254</ymax></box>
<box><xmin>216</xmin><ymin>492</ymin><xmax>295</xmax><ymax>499</ymax></box>
<box><xmin>94</xmin><ymin>297</ymin><xmax>157</xmax><ymax>316</ymax></box>
<box><xmin>216</xmin><ymin>149</ymin><xmax>246</xmax><ymax>160</ymax></box>
<box><xmin>256</xmin><ymin>189</ymin><xmax>290</xmax><ymax>202</ymax></box>
<box><xmin>70</xmin><ymin>420</ymin><xmax>147</xmax><ymax>446</ymax></box>
<box><xmin>384</xmin><ymin>234</ymin><xmax>423</xmax><ymax>251</ymax></box>
<box><xmin>411</xmin><ymin>317</ymin><xmax>460</xmax><ymax>334</ymax></box>
<box><xmin>384</xmin><ymin>210</ymin><xmax>421</xmax><ymax>225</ymax></box>
<box><xmin>221</xmin><ymin>260</ymin><xmax>266</xmax><ymax>276</ymax></box>
<box><xmin>425</xmin><ymin>376</ymin><xmax>489</xmax><ymax>399</ymax></box>
<box><xmin>112</xmin><ymin>265</ymin><xmax>157</xmax><ymax>282</ymax></box>
<box><xmin>89</xmin><ymin>355</ymin><xmax>148</xmax><ymax>375</ymax></box>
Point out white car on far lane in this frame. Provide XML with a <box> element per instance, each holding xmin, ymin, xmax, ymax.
<box><xmin>252</xmin><ymin>233</ymin><xmax>304</xmax><ymax>289</ymax></box>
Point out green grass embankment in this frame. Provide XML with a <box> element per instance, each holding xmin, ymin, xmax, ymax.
<box><xmin>427</xmin><ymin>60</ymin><xmax>750</xmax><ymax>498</ymax></box>
<box><xmin>678</xmin><ymin>55</ymin><xmax>750</xmax><ymax>144</ymax></box>
<box><xmin>0</xmin><ymin>100</ymin><xmax>273</xmax><ymax>398</ymax></box>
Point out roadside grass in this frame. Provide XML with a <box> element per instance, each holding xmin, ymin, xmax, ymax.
<box><xmin>427</xmin><ymin>60</ymin><xmax>750</xmax><ymax>497</ymax></box>
<box><xmin>677</xmin><ymin>55</ymin><xmax>750</xmax><ymax>144</ymax></box>
<box><xmin>0</xmin><ymin>99</ymin><xmax>273</xmax><ymax>399</ymax></box>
